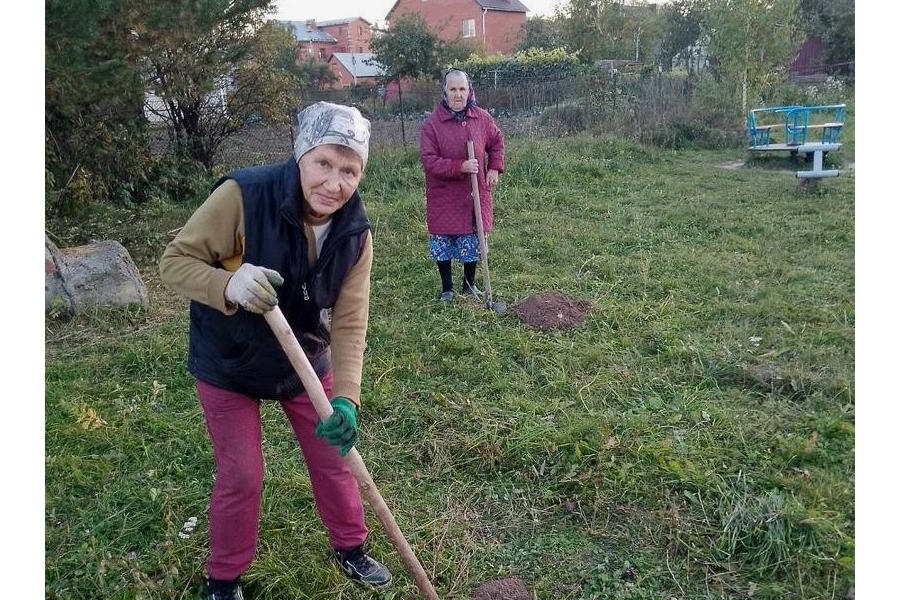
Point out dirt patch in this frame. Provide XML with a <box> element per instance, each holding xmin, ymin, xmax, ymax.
<box><xmin>473</xmin><ymin>577</ymin><xmax>530</xmax><ymax>600</ymax></box>
<box><xmin>513</xmin><ymin>291</ymin><xmax>593</xmax><ymax>331</ymax></box>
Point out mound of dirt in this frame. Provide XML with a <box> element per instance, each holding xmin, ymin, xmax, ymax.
<box><xmin>473</xmin><ymin>577</ymin><xmax>530</xmax><ymax>600</ymax></box>
<box><xmin>513</xmin><ymin>291</ymin><xmax>593</xmax><ymax>331</ymax></box>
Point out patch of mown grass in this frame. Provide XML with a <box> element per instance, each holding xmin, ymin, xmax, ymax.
<box><xmin>46</xmin><ymin>114</ymin><xmax>854</xmax><ymax>599</ymax></box>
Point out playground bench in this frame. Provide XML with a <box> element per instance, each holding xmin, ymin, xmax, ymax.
<box><xmin>795</xmin><ymin>143</ymin><xmax>841</xmax><ymax>180</ymax></box>
<box><xmin>748</xmin><ymin>104</ymin><xmax>845</xmax><ymax>147</ymax></box>
<box><xmin>747</xmin><ymin>104</ymin><xmax>846</xmax><ymax>179</ymax></box>
<box><xmin>748</xmin><ymin>124</ymin><xmax>780</xmax><ymax>146</ymax></box>
<box><xmin>786</xmin><ymin>122</ymin><xmax>844</xmax><ymax>144</ymax></box>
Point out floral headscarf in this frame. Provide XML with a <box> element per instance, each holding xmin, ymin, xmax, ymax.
<box><xmin>293</xmin><ymin>101</ymin><xmax>370</xmax><ymax>168</ymax></box>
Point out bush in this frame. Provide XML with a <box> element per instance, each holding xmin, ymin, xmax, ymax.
<box><xmin>146</xmin><ymin>153</ymin><xmax>215</xmax><ymax>205</ymax></box>
<box><xmin>761</xmin><ymin>77</ymin><xmax>852</xmax><ymax>108</ymax></box>
<box><xmin>641</xmin><ymin>120</ymin><xmax>741</xmax><ymax>150</ymax></box>
<box><xmin>46</xmin><ymin>136</ymin><xmax>213</xmax><ymax>224</ymax></box>
<box><xmin>45</xmin><ymin>118</ymin><xmax>153</xmax><ymax>218</ymax></box>
<box><xmin>459</xmin><ymin>47</ymin><xmax>585</xmax><ymax>83</ymax></box>
<box><xmin>538</xmin><ymin>100</ymin><xmax>592</xmax><ymax>135</ymax></box>
<box><xmin>572</xmin><ymin>70</ymin><xmax>743</xmax><ymax>150</ymax></box>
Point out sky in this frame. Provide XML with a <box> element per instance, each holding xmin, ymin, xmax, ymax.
<box><xmin>274</xmin><ymin>0</ymin><xmax>565</xmax><ymax>27</ymax></box>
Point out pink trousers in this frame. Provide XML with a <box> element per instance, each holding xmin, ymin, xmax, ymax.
<box><xmin>197</xmin><ymin>374</ymin><xmax>368</xmax><ymax>580</ymax></box>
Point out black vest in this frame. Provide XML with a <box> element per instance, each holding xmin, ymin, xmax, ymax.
<box><xmin>187</xmin><ymin>157</ymin><xmax>370</xmax><ymax>400</ymax></box>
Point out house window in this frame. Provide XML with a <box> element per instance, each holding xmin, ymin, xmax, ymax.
<box><xmin>319</xmin><ymin>48</ymin><xmax>326</xmax><ymax>60</ymax></box>
<box><xmin>462</xmin><ymin>18</ymin><xmax>475</xmax><ymax>38</ymax></box>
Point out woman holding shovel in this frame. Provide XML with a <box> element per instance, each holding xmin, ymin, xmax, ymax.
<box><xmin>420</xmin><ymin>68</ymin><xmax>505</xmax><ymax>302</ymax></box>
<box><xmin>159</xmin><ymin>102</ymin><xmax>391</xmax><ymax>599</ymax></box>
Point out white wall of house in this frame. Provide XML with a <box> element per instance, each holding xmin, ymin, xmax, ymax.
<box><xmin>143</xmin><ymin>86</ymin><xmax>229</xmax><ymax>123</ymax></box>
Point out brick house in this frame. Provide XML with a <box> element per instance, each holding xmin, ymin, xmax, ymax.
<box><xmin>327</xmin><ymin>52</ymin><xmax>386</xmax><ymax>88</ymax></box>
<box><xmin>281</xmin><ymin>17</ymin><xmax>374</xmax><ymax>63</ymax></box>
<box><xmin>386</xmin><ymin>0</ymin><xmax>529</xmax><ymax>55</ymax></box>
<box><xmin>317</xmin><ymin>18</ymin><xmax>374</xmax><ymax>54</ymax></box>
<box><xmin>282</xmin><ymin>20</ymin><xmax>338</xmax><ymax>61</ymax></box>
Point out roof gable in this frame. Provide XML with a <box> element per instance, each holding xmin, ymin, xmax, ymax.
<box><xmin>329</xmin><ymin>53</ymin><xmax>385</xmax><ymax>77</ymax></box>
<box><xmin>281</xmin><ymin>20</ymin><xmax>337</xmax><ymax>43</ymax></box>
<box><xmin>476</xmin><ymin>0</ymin><xmax>529</xmax><ymax>12</ymax></box>
<box><xmin>318</xmin><ymin>17</ymin><xmax>373</xmax><ymax>27</ymax></box>
<box><xmin>387</xmin><ymin>0</ymin><xmax>529</xmax><ymax>20</ymax></box>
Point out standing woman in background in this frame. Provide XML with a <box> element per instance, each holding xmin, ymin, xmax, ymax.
<box><xmin>419</xmin><ymin>68</ymin><xmax>505</xmax><ymax>302</ymax></box>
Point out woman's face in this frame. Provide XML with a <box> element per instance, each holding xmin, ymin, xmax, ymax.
<box><xmin>443</xmin><ymin>73</ymin><xmax>469</xmax><ymax>112</ymax></box>
<box><xmin>298</xmin><ymin>144</ymin><xmax>363</xmax><ymax>218</ymax></box>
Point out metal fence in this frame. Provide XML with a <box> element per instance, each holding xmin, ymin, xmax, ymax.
<box><xmin>302</xmin><ymin>73</ymin><xmax>598</xmax><ymax>118</ymax></box>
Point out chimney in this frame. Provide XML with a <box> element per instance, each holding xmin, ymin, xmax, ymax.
<box><xmin>305</xmin><ymin>19</ymin><xmax>316</xmax><ymax>28</ymax></box>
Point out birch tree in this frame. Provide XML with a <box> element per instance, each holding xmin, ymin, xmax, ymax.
<box><xmin>701</xmin><ymin>0</ymin><xmax>800</xmax><ymax>115</ymax></box>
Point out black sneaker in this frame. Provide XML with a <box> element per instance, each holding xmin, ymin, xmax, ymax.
<box><xmin>202</xmin><ymin>577</ymin><xmax>244</xmax><ymax>600</ymax></box>
<box><xmin>332</xmin><ymin>545</ymin><xmax>393</xmax><ymax>590</ymax></box>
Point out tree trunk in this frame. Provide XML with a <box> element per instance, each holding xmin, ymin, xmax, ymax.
<box><xmin>398</xmin><ymin>83</ymin><xmax>406</xmax><ymax>145</ymax></box>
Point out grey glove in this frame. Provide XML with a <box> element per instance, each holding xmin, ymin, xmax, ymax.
<box><xmin>224</xmin><ymin>263</ymin><xmax>284</xmax><ymax>313</ymax></box>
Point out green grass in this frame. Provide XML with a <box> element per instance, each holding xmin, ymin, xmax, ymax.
<box><xmin>46</xmin><ymin>120</ymin><xmax>855</xmax><ymax>599</ymax></box>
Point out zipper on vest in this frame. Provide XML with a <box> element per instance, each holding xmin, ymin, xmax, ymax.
<box><xmin>301</xmin><ymin>282</ymin><xmax>309</xmax><ymax>301</ymax></box>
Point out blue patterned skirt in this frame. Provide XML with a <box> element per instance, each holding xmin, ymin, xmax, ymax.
<box><xmin>428</xmin><ymin>233</ymin><xmax>480</xmax><ymax>262</ymax></box>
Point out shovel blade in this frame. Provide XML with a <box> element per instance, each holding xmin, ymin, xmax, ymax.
<box><xmin>488</xmin><ymin>300</ymin><xmax>507</xmax><ymax>314</ymax></box>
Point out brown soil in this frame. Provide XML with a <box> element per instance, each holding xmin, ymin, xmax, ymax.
<box><xmin>513</xmin><ymin>291</ymin><xmax>593</xmax><ymax>331</ymax></box>
<box><xmin>472</xmin><ymin>577</ymin><xmax>531</xmax><ymax>600</ymax></box>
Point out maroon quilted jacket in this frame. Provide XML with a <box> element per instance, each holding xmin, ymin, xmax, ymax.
<box><xmin>420</xmin><ymin>103</ymin><xmax>505</xmax><ymax>235</ymax></box>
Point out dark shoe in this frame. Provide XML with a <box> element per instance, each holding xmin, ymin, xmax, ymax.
<box><xmin>439</xmin><ymin>290</ymin><xmax>454</xmax><ymax>302</ymax></box>
<box><xmin>202</xmin><ymin>577</ymin><xmax>244</xmax><ymax>600</ymax></box>
<box><xmin>332</xmin><ymin>545</ymin><xmax>393</xmax><ymax>590</ymax></box>
<box><xmin>460</xmin><ymin>283</ymin><xmax>481</xmax><ymax>296</ymax></box>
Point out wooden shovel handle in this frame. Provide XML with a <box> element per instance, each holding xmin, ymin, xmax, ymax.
<box><xmin>263</xmin><ymin>307</ymin><xmax>440</xmax><ymax>600</ymax></box>
<box><xmin>466</xmin><ymin>140</ymin><xmax>494</xmax><ymax>303</ymax></box>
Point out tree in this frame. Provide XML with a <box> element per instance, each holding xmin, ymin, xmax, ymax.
<box><xmin>656</xmin><ymin>0</ymin><xmax>704</xmax><ymax>73</ymax></box>
<box><xmin>439</xmin><ymin>37</ymin><xmax>481</xmax><ymax>67</ymax></box>
<box><xmin>293</xmin><ymin>58</ymin><xmax>340</xmax><ymax>90</ymax></box>
<box><xmin>701</xmin><ymin>0</ymin><xmax>800</xmax><ymax>116</ymax></box>
<box><xmin>561</xmin><ymin>0</ymin><xmax>640</xmax><ymax>63</ymax></box>
<box><xmin>272</xmin><ymin>24</ymin><xmax>339</xmax><ymax>90</ymax></box>
<box><xmin>628</xmin><ymin>4</ymin><xmax>664</xmax><ymax>63</ymax></box>
<box><xmin>516</xmin><ymin>16</ymin><xmax>566</xmax><ymax>52</ymax></box>
<box><xmin>369</xmin><ymin>13</ymin><xmax>442</xmax><ymax>143</ymax></box>
<box><xmin>137</xmin><ymin>1</ymin><xmax>299</xmax><ymax>167</ymax></box>
<box><xmin>797</xmin><ymin>0</ymin><xmax>854</xmax><ymax>72</ymax></box>
<box><xmin>46</xmin><ymin>0</ymin><xmax>151</xmax><ymax>213</ymax></box>
<box><xmin>561</xmin><ymin>0</ymin><xmax>629</xmax><ymax>62</ymax></box>
<box><xmin>559</xmin><ymin>0</ymin><xmax>662</xmax><ymax>64</ymax></box>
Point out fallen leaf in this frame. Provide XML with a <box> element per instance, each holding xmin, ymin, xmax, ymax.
<box><xmin>804</xmin><ymin>431</ymin><xmax>819</xmax><ymax>453</ymax></box>
<box><xmin>76</xmin><ymin>406</ymin><xmax>107</xmax><ymax>430</ymax></box>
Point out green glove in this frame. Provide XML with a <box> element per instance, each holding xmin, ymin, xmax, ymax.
<box><xmin>315</xmin><ymin>397</ymin><xmax>359</xmax><ymax>456</ymax></box>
